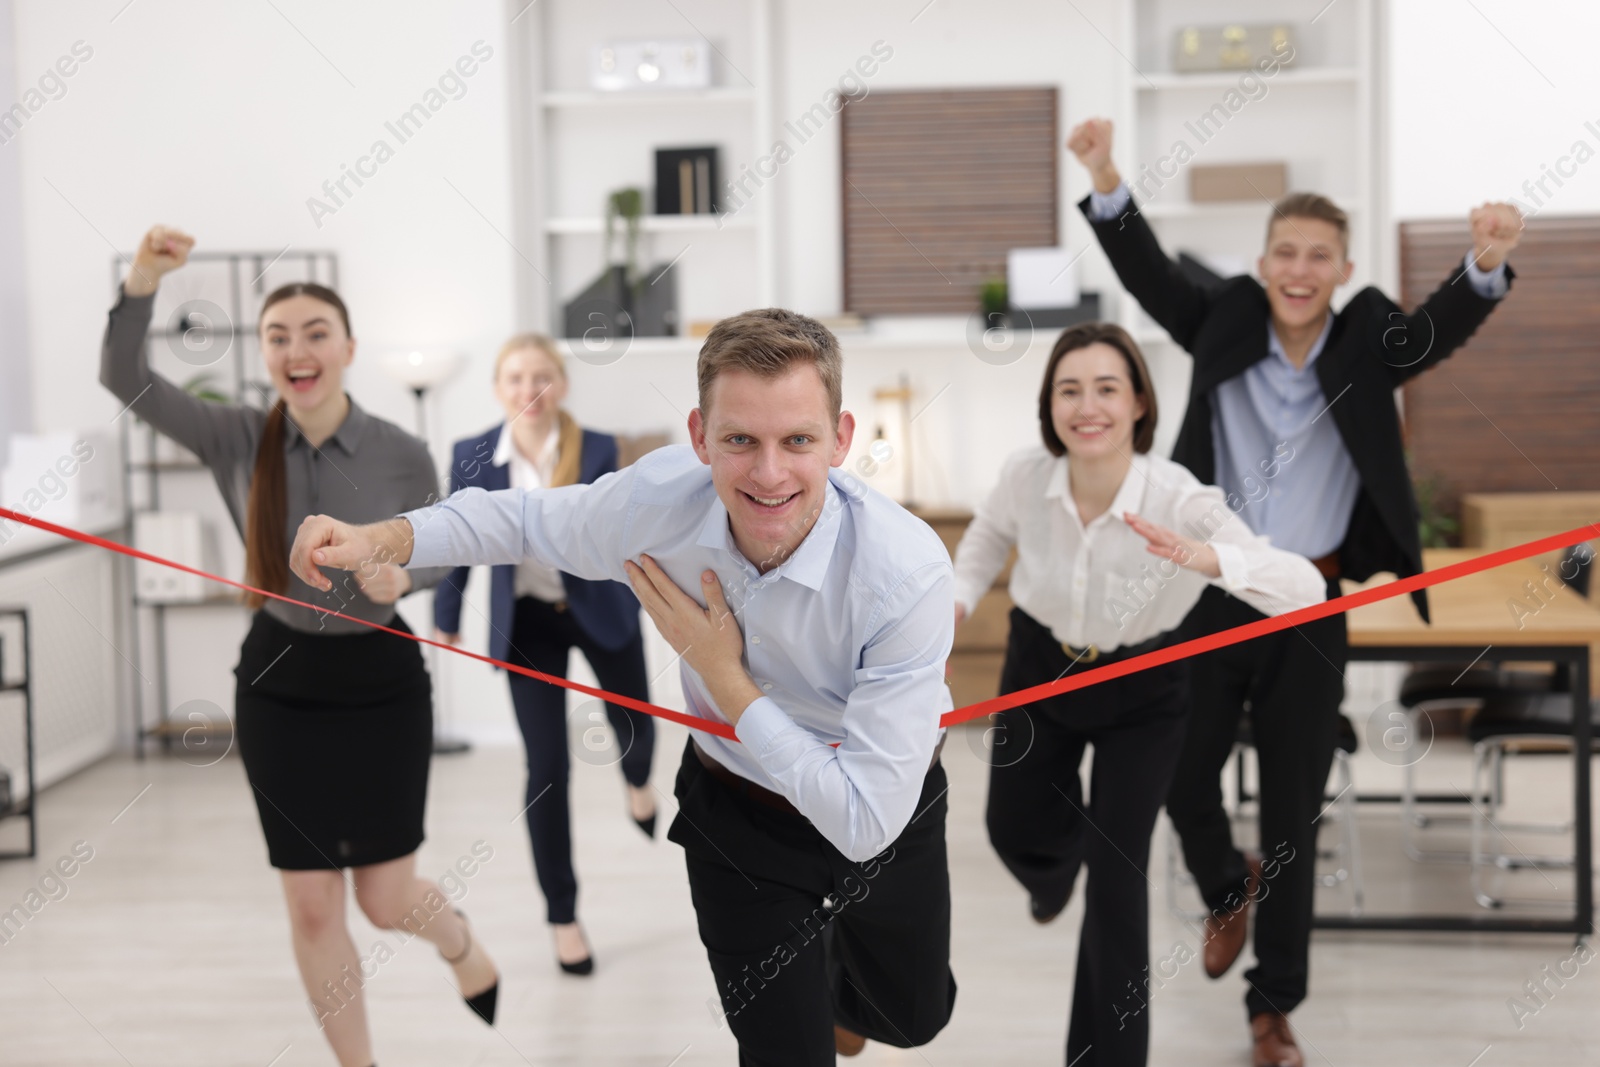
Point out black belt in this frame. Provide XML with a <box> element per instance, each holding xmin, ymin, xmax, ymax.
<box><xmin>692</xmin><ymin>736</ymin><xmax>946</xmax><ymax>817</ymax></box>
<box><xmin>1012</xmin><ymin>606</ymin><xmax>1171</xmax><ymax>667</ymax></box>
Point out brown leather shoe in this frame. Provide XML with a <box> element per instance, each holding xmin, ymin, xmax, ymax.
<box><xmin>1202</xmin><ymin>852</ymin><xmax>1262</xmax><ymax>979</ymax></box>
<box><xmin>834</xmin><ymin>1024</ymin><xmax>867</xmax><ymax>1057</ymax></box>
<box><xmin>1250</xmin><ymin>1011</ymin><xmax>1304</xmax><ymax>1067</ymax></box>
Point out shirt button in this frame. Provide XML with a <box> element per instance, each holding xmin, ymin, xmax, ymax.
<box><xmin>751</xmin><ymin>636</ymin><xmax>762</xmax><ymax>645</ymax></box>
<box><xmin>762</xmin><ymin>682</ymin><xmax>774</xmax><ymax>691</ymax></box>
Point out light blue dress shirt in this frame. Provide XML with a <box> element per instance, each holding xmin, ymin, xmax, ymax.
<box><xmin>401</xmin><ymin>444</ymin><xmax>954</xmax><ymax>862</ymax></box>
<box><xmin>1210</xmin><ymin>315</ymin><xmax>1357</xmax><ymax>558</ymax></box>
<box><xmin>1086</xmin><ymin>183</ymin><xmax>1509</xmax><ymax>555</ymax></box>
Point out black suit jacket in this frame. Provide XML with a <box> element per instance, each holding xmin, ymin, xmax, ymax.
<box><xmin>1080</xmin><ymin>194</ymin><xmax>1514</xmax><ymax>623</ymax></box>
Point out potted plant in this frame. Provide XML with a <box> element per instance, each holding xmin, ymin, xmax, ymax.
<box><xmin>605</xmin><ymin>187</ymin><xmax>645</xmax><ymax>287</ymax></box>
<box><xmin>1412</xmin><ymin>468</ymin><xmax>1459</xmax><ymax>549</ymax></box>
<box><xmin>979</xmin><ymin>276</ymin><xmax>1008</xmax><ymax>329</ymax></box>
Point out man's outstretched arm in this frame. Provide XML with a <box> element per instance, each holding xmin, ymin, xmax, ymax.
<box><xmin>290</xmin><ymin>464</ymin><xmax>641</xmax><ymax>593</ymax></box>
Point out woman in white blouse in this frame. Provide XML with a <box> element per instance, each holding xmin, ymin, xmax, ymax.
<box><xmin>951</xmin><ymin>322</ymin><xmax>1324</xmax><ymax>1067</ymax></box>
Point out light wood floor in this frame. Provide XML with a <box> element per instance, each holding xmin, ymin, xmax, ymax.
<box><xmin>0</xmin><ymin>724</ymin><xmax>1596</xmax><ymax>1066</ymax></box>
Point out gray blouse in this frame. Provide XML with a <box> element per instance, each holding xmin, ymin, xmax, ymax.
<box><xmin>100</xmin><ymin>288</ymin><xmax>448</xmax><ymax>635</ymax></box>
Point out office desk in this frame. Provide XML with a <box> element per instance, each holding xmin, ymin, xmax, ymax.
<box><xmin>1314</xmin><ymin>550</ymin><xmax>1599</xmax><ymax>935</ymax></box>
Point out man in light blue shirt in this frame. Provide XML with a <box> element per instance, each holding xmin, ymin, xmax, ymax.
<box><xmin>290</xmin><ymin>308</ymin><xmax>957</xmax><ymax>1064</ymax></box>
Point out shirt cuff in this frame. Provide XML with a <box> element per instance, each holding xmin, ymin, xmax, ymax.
<box><xmin>733</xmin><ymin>695</ymin><xmax>801</xmax><ymax>762</ymax></box>
<box><xmin>1211</xmin><ymin>541</ymin><xmax>1251</xmax><ymax>594</ymax></box>
<box><xmin>1463</xmin><ymin>250</ymin><xmax>1509</xmax><ymax>299</ymax></box>
<box><xmin>950</xmin><ymin>579</ymin><xmax>986</xmax><ymax>619</ymax></box>
<box><xmin>1087</xmin><ymin>183</ymin><xmax>1133</xmax><ymax>221</ymax></box>
<box><xmin>399</xmin><ymin>506</ymin><xmax>443</xmax><ymax>569</ymax></box>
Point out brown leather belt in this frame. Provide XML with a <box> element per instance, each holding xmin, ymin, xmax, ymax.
<box><xmin>1310</xmin><ymin>552</ymin><xmax>1341</xmax><ymax>580</ymax></box>
<box><xmin>692</xmin><ymin>736</ymin><xmax>945</xmax><ymax>817</ymax></box>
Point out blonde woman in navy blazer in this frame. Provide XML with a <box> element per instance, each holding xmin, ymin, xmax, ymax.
<box><xmin>434</xmin><ymin>333</ymin><xmax>654</xmax><ymax>976</ymax></box>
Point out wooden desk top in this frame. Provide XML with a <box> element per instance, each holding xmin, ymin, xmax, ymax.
<box><xmin>1344</xmin><ymin>549</ymin><xmax>1600</xmax><ymax>648</ymax></box>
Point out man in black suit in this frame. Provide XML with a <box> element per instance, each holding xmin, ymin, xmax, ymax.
<box><xmin>1067</xmin><ymin>117</ymin><xmax>1523</xmax><ymax>1067</ymax></box>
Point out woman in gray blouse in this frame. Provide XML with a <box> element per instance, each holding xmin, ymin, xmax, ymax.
<box><xmin>101</xmin><ymin>226</ymin><xmax>499</xmax><ymax>1066</ymax></box>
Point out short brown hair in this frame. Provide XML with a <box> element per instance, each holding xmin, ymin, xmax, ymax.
<box><xmin>1039</xmin><ymin>322</ymin><xmax>1159</xmax><ymax>456</ymax></box>
<box><xmin>696</xmin><ymin>308</ymin><xmax>843</xmax><ymax>422</ymax></box>
<box><xmin>1267</xmin><ymin>192</ymin><xmax>1349</xmax><ymax>256</ymax></box>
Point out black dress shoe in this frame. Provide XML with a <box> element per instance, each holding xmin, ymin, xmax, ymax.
<box><xmin>1031</xmin><ymin>895</ymin><xmax>1066</xmax><ymax>924</ymax></box>
<box><xmin>632</xmin><ymin>811</ymin><xmax>657</xmax><ymax>839</ymax></box>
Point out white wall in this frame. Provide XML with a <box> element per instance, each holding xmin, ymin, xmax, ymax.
<box><xmin>0</xmin><ymin>0</ymin><xmax>33</xmax><ymax>469</ymax></box>
<box><xmin>1388</xmin><ymin>0</ymin><xmax>1600</xmax><ymax>221</ymax></box>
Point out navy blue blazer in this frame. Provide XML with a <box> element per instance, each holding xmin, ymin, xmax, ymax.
<box><xmin>432</xmin><ymin>422</ymin><xmax>643</xmax><ymax>663</ymax></box>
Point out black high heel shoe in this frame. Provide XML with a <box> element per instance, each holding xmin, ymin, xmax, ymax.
<box><xmin>555</xmin><ymin>922</ymin><xmax>595</xmax><ymax>976</ymax></box>
<box><xmin>629</xmin><ymin>787</ymin><xmax>657</xmax><ymax>840</ymax></box>
<box><xmin>442</xmin><ymin>908</ymin><xmax>499</xmax><ymax>1026</ymax></box>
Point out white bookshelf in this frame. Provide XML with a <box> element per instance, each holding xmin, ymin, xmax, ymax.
<box><xmin>521</xmin><ymin>0</ymin><xmax>776</xmax><ymax>340</ymax></box>
<box><xmin>1108</xmin><ymin>0</ymin><xmax>1387</xmax><ymax>455</ymax></box>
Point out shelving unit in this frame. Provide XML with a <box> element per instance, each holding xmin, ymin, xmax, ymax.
<box><xmin>523</xmin><ymin>0</ymin><xmax>776</xmax><ymax>340</ymax></box>
<box><xmin>110</xmin><ymin>250</ymin><xmax>339</xmax><ymax>756</ymax></box>
<box><xmin>1113</xmin><ymin>0</ymin><xmax>1387</xmax><ymax>456</ymax></box>
<box><xmin>0</xmin><ymin>607</ymin><xmax>36</xmax><ymax>859</ymax></box>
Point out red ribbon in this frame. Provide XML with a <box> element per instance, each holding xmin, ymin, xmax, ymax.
<box><xmin>3</xmin><ymin>504</ymin><xmax>1595</xmax><ymax>736</ymax></box>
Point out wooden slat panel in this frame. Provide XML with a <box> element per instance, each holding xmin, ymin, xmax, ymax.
<box><xmin>1399</xmin><ymin>215</ymin><xmax>1600</xmax><ymax>527</ymax></box>
<box><xmin>842</xmin><ymin>87</ymin><xmax>1058</xmax><ymax>314</ymax></box>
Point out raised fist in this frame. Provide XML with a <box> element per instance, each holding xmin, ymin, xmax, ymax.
<box><xmin>1066</xmin><ymin>118</ymin><xmax>1114</xmax><ymax>172</ymax></box>
<box><xmin>1469</xmin><ymin>202</ymin><xmax>1523</xmax><ymax>271</ymax></box>
<box><xmin>125</xmin><ymin>225</ymin><xmax>195</xmax><ymax>297</ymax></box>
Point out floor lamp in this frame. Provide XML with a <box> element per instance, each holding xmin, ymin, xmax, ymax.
<box><xmin>381</xmin><ymin>349</ymin><xmax>470</xmax><ymax>756</ymax></box>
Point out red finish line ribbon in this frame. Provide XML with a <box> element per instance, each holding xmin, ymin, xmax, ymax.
<box><xmin>3</xmin><ymin>504</ymin><xmax>1595</xmax><ymax>737</ymax></box>
<box><xmin>0</xmin><ymin>504</ymin><xmax>737</xmax><ymax>740</ymax></box>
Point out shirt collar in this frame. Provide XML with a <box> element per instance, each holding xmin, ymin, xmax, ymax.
<box><xmin>1044</xmin><ymin>452</ymin><xmax>1149</xmax><ymax>528</ymax></box>
<box><xmin>1267</xmin><ymin>312</ymin><xmax>1335</xmax><ymax>371</ymax></box>
<box><xmin>284</xmin><ymin>395</ymin><xmax>369</xmax><ymax>455</ymax></box>
<box><xmin>492</xmin><ymin>421</ymin><xmax>559</xmax><ymax>469</ymax></box>
<box><xmin>694</xmin><ymin>477</ymin><xmax>844</xmax><ymax>591</ymax></box>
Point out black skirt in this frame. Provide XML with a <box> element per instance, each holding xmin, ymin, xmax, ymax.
<box><xmin>233</xmin><ymin>610</ymin><xmax>433</xmax><ymax>870</ymax></box>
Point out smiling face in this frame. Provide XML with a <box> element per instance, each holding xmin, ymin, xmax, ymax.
<box><xmin>259</xmin><ymin>294</ymin><xmax>355</xmax><ymax>415</ymax></box>
<box><xmin>494</xmin><ymin>344</ymin><xmax>569</xmax><ymax>427</ymax></box>
<box><xmin>688</xmin><ymin>364</ymin><xmax>855</xmax><ymax>569</ymax></box>
<box><xmin>1049</xmin><ymin>342</ymin><xmax>1148</xmax><ymax>460</ymax></box>
<box><xmin>1259</xmin><ymin>216</ymin><xmax>1353</xmax><ymax>332</ymax></box>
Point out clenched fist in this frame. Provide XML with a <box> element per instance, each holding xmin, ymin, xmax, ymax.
<box><xmin>124</xmin><ymin>225</ymin><xmax>194</xmax><ymax>298</ymax></box>
<box><xmin>1066</xmin><ymin>118</ymin><xmax>1121</xmax><ymax>195</ymax></box>
<box><xmin>289</xmin><ymin>514</ymin><xmax>415</xmax><ymax>592</ymax></box>
<box><xmin>1469</xmin><ymin>202</ymin><xmax>1523</xmax><ymax>271</ymax></box>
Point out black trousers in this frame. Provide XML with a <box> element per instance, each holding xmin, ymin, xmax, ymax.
<box><xmin>985</xmin><ymin>608</ymin><xmax>1189</xmax><ymax>1067</ymax></box>
<box><xmin>667</xmin><ymin>739</ymin><xmax>956</xmax><ymax>1067</ymax></box>
<box><xmin>504</xmin><ymin>595</ymin><xmax>654</xmax><ymax>925</ymax></box>
<box><xmin>1164</xmin><ymin>579</ymin><xmax>1345</xmax><ymax>1020</ymax></box>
